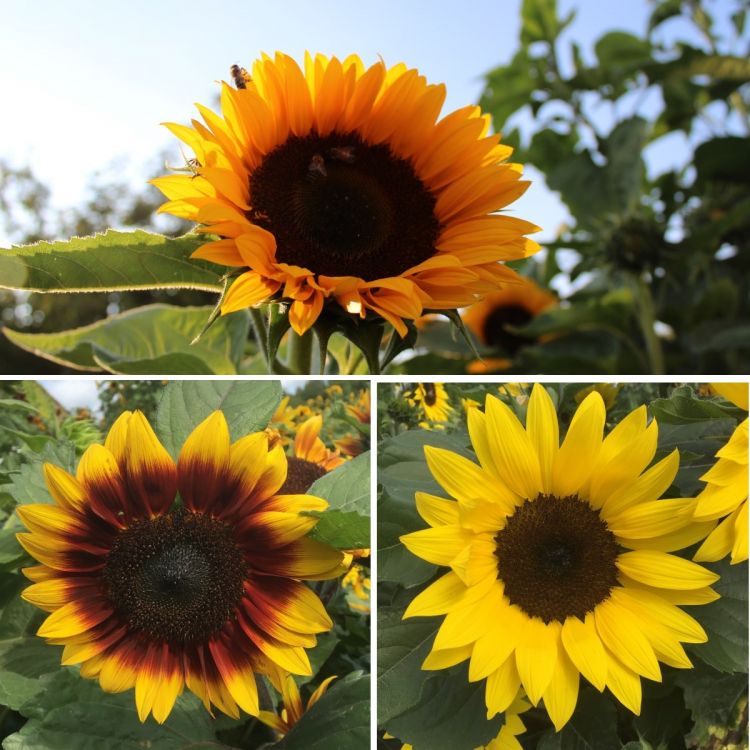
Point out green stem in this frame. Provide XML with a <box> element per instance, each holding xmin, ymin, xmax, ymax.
<box><xmin>249</xmin><ymin>308</ymin><xmax>270</xmax><ymax>372</ymax></box>
<box><xmin>632</xmin><ymin>275</ymin><xmax>666</xmax><ymax>375</ymax></box>
<box><xmin>286</xmin><ymin>329</ymin><xmax>314</xmax><ymax>374</ymax></box>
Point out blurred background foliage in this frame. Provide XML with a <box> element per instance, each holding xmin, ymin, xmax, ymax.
<box><xmin>1</xmin><ymin>0</ymin><xmax>748</xmax><ymax>374</ymax></box>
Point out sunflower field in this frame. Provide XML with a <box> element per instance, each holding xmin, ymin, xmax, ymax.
<box><xmin>1</xmin><ymin>0</ymin><xmax>747</xmax><ymax>376</ymax></box>
<box><xmin>377</xmin><ymin>382</ymin><xmax>748</xmax><ymax>750</ymax></box>
<box><xmin>0</xmin><ymin>380</ymin><xmax>370</xmax><ymax>750</ymax></box>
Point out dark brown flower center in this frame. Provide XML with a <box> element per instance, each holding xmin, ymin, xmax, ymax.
<box><xmin>279</xmin><ymin>456</ymin><xmax>327</xmax><ymax>495</ymax></box>
<box><xmin>482</xmin><ymin>305</ymin><xmax>533</xmax><ymax>353</ymax></box>
<box><xmin>248</xmin><ymin>132</ymin><xmax>440</xmax><ymax>281</ymax></box>
<box><xmin>421</xmin><ymin>383</ymin><xmax>438</xmax><ymax>406</ymax></box>
<box><xmin>495</xmin><ymin>494</ymin><xmax>619</xmax><ymax>624</ymax></box>
<box><xmin>103</xmin><ymin>509</ymin><xmax>246</xmax><ymax>644</ymax></box>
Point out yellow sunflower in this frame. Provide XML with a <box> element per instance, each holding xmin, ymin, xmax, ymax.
<box><xmin>152</xmin><ymin>52</ymin><xmax>539</xmax><ymax>336</ymax></box>
<box><xmin>463</xmin><ymin>277</ymin><xmax>556</xmax><ymax>374</ymax></box>
<box><xmin>408</xmin><ymin>383</ymin><xmax>453</xmax><ymax>426</ymax></box>
<box><xmin>693</xmin><ymin>382</ymin><xmax>748</xmax><ymax>564</ymax></box>
<box><xmin>401</xmin><ymin>385</ymin><xmax>718</xmax><ymax>730</ymax></box>
<box><xmin>16</xmin><ymin>410</ymin><xmax>347</xmax><ymax>723</ymax></box>
<box><xmin>279</xmin><ymin>414</ymin><xmax>346</xmax><ymax>494</ymax></box>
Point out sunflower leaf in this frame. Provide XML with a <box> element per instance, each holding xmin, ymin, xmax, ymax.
<box><xmin>154</xmin><ymin>380</ymin><xmax>283</xmax><ymax>458</ymax></box>
<box><xmin>688</xmin><ymin>557</ymin><xmax>748</xmax><ymax>673</ymax></box>
<box><xmin>276</xmin><ymin>671</ymin><xmax>369</xmax><ymax>750</ymax></box>
<box><xmin>308</xmin><ymin>453</ymin><xmax>369</xmax><ymax>517</ymax></box>
<box><xmin>3</xmin><ymin>304</ymin><xmax>249</xmax><ymax>374</ymax></box>
<box><xmin>307</xmin><ymin>510</ymin><xmax>369</xmax><ymax>550</ymax></box>
<box><xmin>0</xmin><ymin>230</ymin><xmax>223</xmax><ymax>293</ymax></box>
<box><xmin>3</xmin><ymin>668</ymin><xmax>221</xmax><ymax>750</ymax></box>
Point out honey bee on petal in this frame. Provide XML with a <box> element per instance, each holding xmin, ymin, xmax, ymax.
<box><xmin>230</xmin><ymin>64</ymin><xmax>250</xmax><ymax>89</ymax></box>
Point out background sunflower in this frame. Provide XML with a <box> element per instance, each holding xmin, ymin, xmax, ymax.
<box><xmin>378</xmin><ymin>382</ymin><xmax>748</xmax><ymax>750</ymax></box>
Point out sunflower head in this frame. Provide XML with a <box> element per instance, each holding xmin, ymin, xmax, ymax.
<box><xmin>463</xmin><ymin>276</ymin><xmax>556</xmax><ymax>373</ymax></box>
<box><xmin>407</xmin><ymin>383</ymin><xmax>453</xmax><ymax>427</ymax></box>
<box><xmin>152</xmin><ymin>52</ymin><xmax>539</xmax><ymax>338</ymax></box>
<box><xmin>400</xmin><ymin>385</ymin><xmax>719</xmax><ymax>730</ymax></box>
<box><xmin>17</xmin><ymin>409</ymin><xmax>347</xmax><ymax>723</ymax></box>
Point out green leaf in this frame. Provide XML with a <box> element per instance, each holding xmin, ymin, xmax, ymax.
<box><xmin>308</xmin><ymin>453</ymin><xmax>370</xmax><ymax>517</ymax></box>
<box><xmin>688</xmin><ymin>557</ymin><xmax>748</xmax><ymax>673</ymax></box>
<box><xmin>278</xmin><ymin>671</ymin><xmax>369</xmax><ymax>750</ymax></box>
<box><xmin>595</xmin><ymin>32</ymin><xmax>652</xmax><ymax>71</ymax></box>
<box><xmin>154</xmin><ymin>380</ymin><xmax>283</xmax><ymax>458</ymax></box>
<box><xmin>0</xmin><ymin>230</ymin><xmax>222</xmax><ymax>293</ymax></box>
<box><xmin>377</xmin><ymin>605</ymin><xmax>439</xmax><ymax>724</ymax></box>
<box><xmin>520</xmin><ymin>0</ymin><xmax>574</xmax><ymax>45</ymax></box>
<box><xmin>307</xmin><ymin>453</ymin><xmax>370</xmax><ymax>549</ymax></box>
<box><xmin>385</xmin><ymin>665</ymin><xmax>502</xmax><ymax>750</ymax></box>
<box><xmin>537</xmin><ymin>687</ymin><xmax>621</xmax><ymax>749</ymax></box>
<box><xmin>651</xmin><ymin>385</ymin><xmax>739</xmax><ymax>423</ymax></box>
<box><xmin>4</xmin><ymin>304</ymin><xmax>249</xmax><ymax>374</ymax></box>
<box><xmin>0</xmin><ymin>670</ymin><xmax>44</xmax><ymax>711</ymax></box>
<box><xmin>3</xmin><ymin>668</ymin><xmax>220</xmax><ymax>750</ymax></box>
<box><xmin>308</xmin><ymin>510</ymin><xmax>370</xmax><ymax>549</ymax></box>
<box><xmin>648</xmin><ymin>0</ymin><xmax>683</xmax><ymax>32</ymax></box>
<box><xmin>4</xmin><ymin>441</ymin><xmax>78</xmax><ymax>508</ymax></box>
<box><xmin>0</xmin><ymin>637</ymin><xmax>61</xmax><ymax>681</ymax></box>
<box><xmin>675</xmin><ymin>661</ymin><xmax>748</xmax><ymax>748</ymax></box>
<box><xmin>0</xmin><ymin>529</ymin><xmax>27</xmax><ymax>573</ymax></box>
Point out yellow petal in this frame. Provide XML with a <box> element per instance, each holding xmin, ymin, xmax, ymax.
<box><xmin>542</xmin><ymin>647</ymin><xmax>579</xmax><ymax>731</ymax></box>
<box><xmin>526</xmin><ymin>384</ymin><xmax>559</xmax><ymax>493</ymax></box>
<box><xmin>561</xmin><ymin>613</ymin><xmax>607</xmax><ymax>691</ymax></box>
<box><xmin>415</xmin><ymin>492</ymin><xmax>460</xmax><ymax>527</ymax></box>
<box><xmin>594</xmin><ymin>597</ymin><xmax>660</xmax><ymax>681</ymax></box>
<box><xmin>485</xmin><ymin>395</ymin><xmax>543</xmax><ymax>500</ymax></box>
<box><xmin>551</xmin><ymin>392</ymin><xmax>605</xmax><ymax>498</ymax></box>
<box><xmin>422</xmin><ymin>644</ymin><xmax>473</xmax><ymax>669</ymax></box>
<box><xmin>616</xmin><ymin>550</ymin><xmax>719</xmax><ymax>589</ymax></box>
<box><xmin>486</xmin><ymin>655</ymin><xmax>522</xmax><ymax>718</ymax></box>
<box><xmin>400</xmin><ymin>526</ymin><xmax>472</xmax><ymax>566</ymax></box>
<box><xmin>605</xmin><ymin>653</ymin><xmax>642</xmax><ymax>715</ymax></box>
<box><xmin>43</xmin><ymin>463</ymin><xmax>87</xmax><ymax>512</ymax></box>
<box><xmin>515</xmin><ymin>617</ymin><xmax>560</xmax><ymax>705</ymax></box>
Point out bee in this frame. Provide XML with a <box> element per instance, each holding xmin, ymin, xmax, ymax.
<box><xmin>329</xmin><ymin>146</ymin><xmax>355</xmax><ymax>163</ymax></box>
<box><xmin>308</xmin><ymin>154</ymin><xmax>328</xmax><ymax>178</ymax></box>
<box><xmin>422</xmin><ymin>383</ymin><xmax>437</xmax><ymax>406</ymax></box>
<box><xmin>230</xmin><ymin>64</ymin><xmax>250</xmax><ymax>89</ymax></box>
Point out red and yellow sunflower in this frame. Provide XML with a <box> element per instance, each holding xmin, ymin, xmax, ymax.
<box><xmin>152</xmin><ymin>52</ymin><xmax>539</xmax><ymax>336</ymax></box>
<box><xmin>16</xmin><ymin>410</ymin><xmax>347</xmax><ymax>723</ymax></box>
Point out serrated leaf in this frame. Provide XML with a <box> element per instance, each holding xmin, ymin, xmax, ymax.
<box><xmin>0</xmin><ymin>230</ymin><xmax>222</xmax><ymax>293</ymax></box>
<box><xmin>154</xmin><ymin>380</ymin><xmax>282</xmax><ymax>458</ymax></box>
<box><xmin>277</xmin><ymin>671</ymin><xmax>369</xmax><ymax>750</ymax></box>
<box><xmin>4</xmin><ymin>304</ymin><xmax>249</xmax><ymax>374</ymax></box>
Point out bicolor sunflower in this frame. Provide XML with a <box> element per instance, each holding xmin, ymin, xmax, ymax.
<box><xmin>463</xmin><ymin>277</ymin><xmax>556</xmax><ymax>374</ymax></box>
<box><xmin>16</xmin><ymin>410</ymin><xmax>347</xmax><ymax>723</ymax></box>
<box><xmin>401</xmin><ymin>385</ymin><xmax>718</xmax><ymax>730</ymax></box>
<box><xmin>693</xmin><ymin>382</ymin><xmax>748</xmax><ymax>564</ymax></box>
<box><xmin>279</xmin><ymin>414</ymin><xmax>345</xmax><ymax>495</ymax></box>
<box><xmin>408</xmin><ymin>383</ymin><xmax>453</xmax><ymax>426</ymax></box>
<box><xmin>152</xmin><ymin>52</ymin><xmax>539</xmax><ymax>336</ymax></box>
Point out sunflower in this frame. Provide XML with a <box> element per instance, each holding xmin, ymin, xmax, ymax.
<box><xmin>258</xmin><ymin>671</ymin><xmax>336</xmax><ymax>737</ymax></box>
<box><xmin>400</xmin><ymin>385</ymin><xmax>719</xmax><ymax>730</ymax></box>
<box><xmin>152</xmin><ymin>52</ymin><xmax>539</xmax><ymax>336</ymax></box>
<box><xmin>279</xmin><ymin>414</ymin><xmax>345</xmax><ymax>495</ymax></box>
<box><xmin>16</xmin><ymin>410</ymin><xmax>347</xmax><ymax>723</ymax></box>
<box><xmin>693</xmin><ymin>382</ymin><xmax>748</xmax><ymax>564</ymax></box>
<box><xmin>408</xmin><ymin>383</ymin><xmax>453</xmax><ymax>426</ymax></box>
<box><xmin>463</xmin><ymin>277</ymin><xmax>556</xmax><ymax>374</ymax></box>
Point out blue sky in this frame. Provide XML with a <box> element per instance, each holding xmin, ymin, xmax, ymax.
<box><xmin>0</xmin><ymin>0</ymin><xmax>737</xmax><ymax>248</ymax></box>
